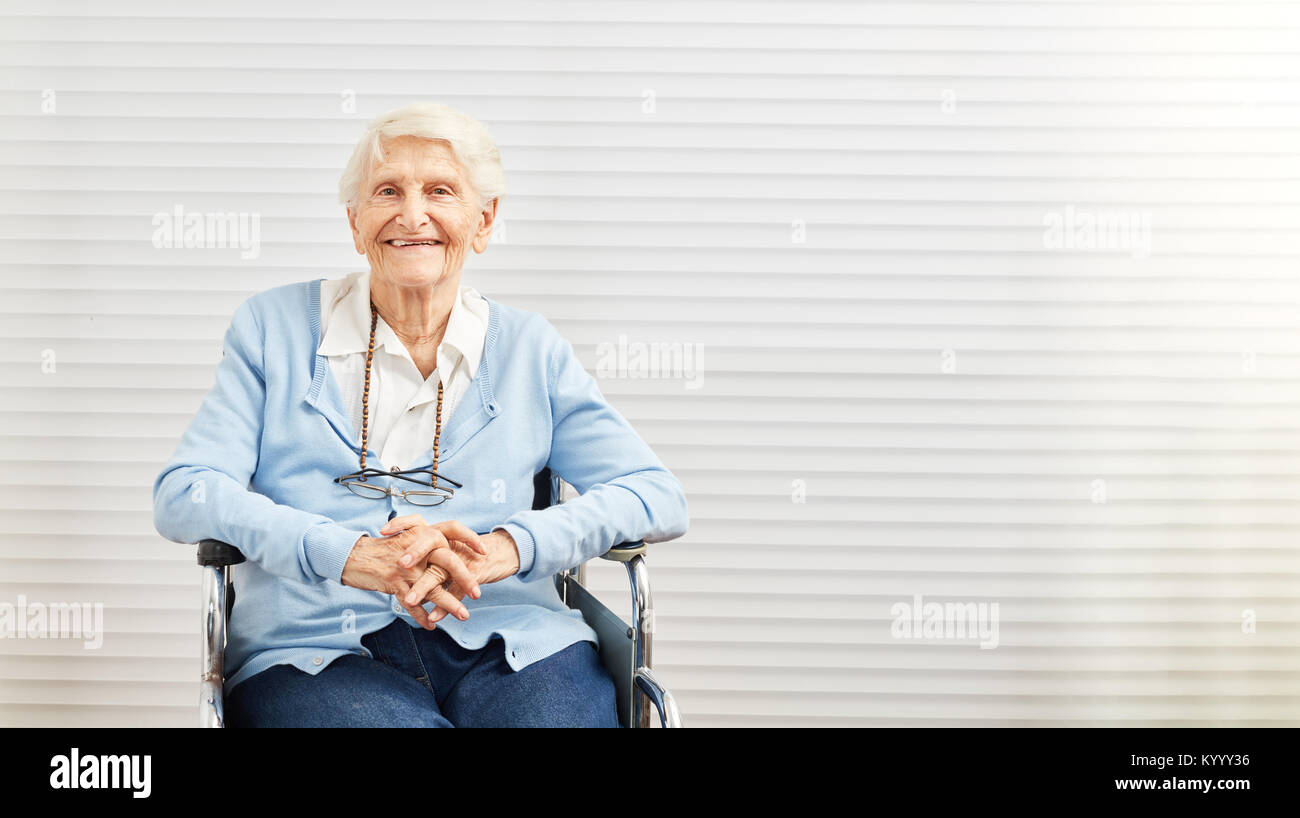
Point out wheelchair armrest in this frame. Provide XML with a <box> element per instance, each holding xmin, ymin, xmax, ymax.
<box><xmin>197</xmin><ymin>539</ymin><xmax>246</xmax><ymax>567</ymax></box>
<box><xmin>600</xmin><ymin>541</ymin><xmax>646</xmax><ymax>562</ymax></box>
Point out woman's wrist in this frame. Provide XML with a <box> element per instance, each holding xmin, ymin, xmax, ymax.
<box><xmin>483</xmin><ymin>528</ymin><xmax>520</xmax><ymax>583</ymax></box>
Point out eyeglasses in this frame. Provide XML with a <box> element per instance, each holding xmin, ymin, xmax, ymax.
<box><xmin>334</xmin><ymin>467</ymin><xmax>463</xmax><ymax>507</ymax></box>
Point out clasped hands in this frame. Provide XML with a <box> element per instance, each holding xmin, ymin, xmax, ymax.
<box><xmin>340</xmin><ymin>514</ymin><xmax>520</xmax><ymax>630</ymax></box>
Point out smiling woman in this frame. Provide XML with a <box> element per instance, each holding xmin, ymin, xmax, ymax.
<box><xmin>151</xmin><ymin>102</ymin><xmax>690</xmax><ymax>728</ymax></box>
<box><xmin>346</xmin><ymin>137</ymin><xmax>495</xmax><ymax>380</ymax></box>
<box><xmin>340</xmin><ymin>107</ymin><xmax>504</xmax><ymax>380</ymax></box>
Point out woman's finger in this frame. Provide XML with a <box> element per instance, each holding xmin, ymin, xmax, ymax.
<box><xmin>435</xmin><ymin>520</ymin><xmax>487</xmax><ymax>556</ymax></box>
<box><xmin>425</xmin><ymin>548</ymin><xmax>481</xmax><ymax>600</ymax></box>
<box><xmin>392</xmin><ymin>579</ymin><xmax>435</xmax><ymax>630</ymax></box>
<box><xmin>404</xmin><ymin>570</ymin><xmax>468</xmax><ymax>621</ymax></box>
<box><xmin>405</xmin><ymin>565</ymin><xmax>451</xmax><ymax>612</ymax></box>
<box><xmin>395</xmin><ymin>526</ymin><xmax>448</xmax><ymax>568</ymax></box>
<box><xmin>425</xmin><ymin>585</ymin><xmax>470</xmax><ymax>621</ymax></box>
<box><xmin>379</xmin><ymin>513</ymin><xmax>427</xmax><ymax>535</ymax></box>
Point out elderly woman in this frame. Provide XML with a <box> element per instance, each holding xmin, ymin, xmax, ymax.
<box><xmin>152</xmin><ymin>102</ymin><xmax>689</xmax><ymax>727</ymax></box>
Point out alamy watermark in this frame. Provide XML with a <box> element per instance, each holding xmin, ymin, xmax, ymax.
<box><xmin>890</xmin><ymin>593</ymin><xmax>1000</xmax><ymax>650</ymax></box>
<box><xmin>595</xmin><ymin>333</ymin><xmax>705</xmax><ymax>390</ymax></box>
<box><xmin>0</xmin><ymin>595</ymin><xmax>104</xmax><ymax>649</ymax></box>
<box><xmin>50</xmin><ymin>748</ymin><xmax>150</xmax><ymax>798</ymax></box>
<box><xmin>152</xmin><ymin>204</ymin><xmax>261</xmax><ymax>259</ymax></box>
<box><xmin>1042</xmin><ymin>205</ymin><xmax>1152</xmax><ymax>259</ymax></box>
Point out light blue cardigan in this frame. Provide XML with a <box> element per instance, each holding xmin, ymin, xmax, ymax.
<box><xmin>152</xmin><ymin>278</ymin><xmax>689</xmax><ymax>692</ymax></box>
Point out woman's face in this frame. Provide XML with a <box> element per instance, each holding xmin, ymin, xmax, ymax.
<box><xmin>347</xmin><ymin>135</ymin><xmax>496</xmax><ymax>291</ymax></box>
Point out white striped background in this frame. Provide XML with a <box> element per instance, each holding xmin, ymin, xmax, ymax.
<box><xmin>1</xmin><ymin>0</ymin><xmax>1299</xmax><ymax>727</ymax></box>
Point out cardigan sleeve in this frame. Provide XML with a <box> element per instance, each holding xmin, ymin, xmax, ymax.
<box><xmin>151</xmin><ymin>298</ymin><xmax>368</xmax><ymax>585</ymax></box>
<box><xmin>494</xmin><ymin>328</ymin><xmax>690</xmax><ymax>582</ymax></box>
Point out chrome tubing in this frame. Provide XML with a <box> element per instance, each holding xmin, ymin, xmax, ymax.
<box><xmin>200</xmin><ymin>565</ymin><xmax>229</xmax><ymax>729</ymax></box>
<box><xmin>634</xmin><ymin>667</ymin><xmax>683</xmax><ymax>728</ymax></box>
<box><xmin>626</xmin><ymin>554</ymin><xmax>660</xmax><ymax>727</ymax></box>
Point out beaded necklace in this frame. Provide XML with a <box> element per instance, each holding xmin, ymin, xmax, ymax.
<box><xmin>357</xmin><ymin>301</ymin><xmax>445</xmax><ymax>485</ymax></box>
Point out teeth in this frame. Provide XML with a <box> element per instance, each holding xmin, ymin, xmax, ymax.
<box><xmin>391</xmin><ymin>240</ymin><xmax>438</xmax><ymax>246</ymax></box>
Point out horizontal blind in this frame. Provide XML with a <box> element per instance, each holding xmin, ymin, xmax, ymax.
<box><xmin>2</xmin><ymin>0</ymin><xmax>1299</xmax><ymax>726</ymax></box>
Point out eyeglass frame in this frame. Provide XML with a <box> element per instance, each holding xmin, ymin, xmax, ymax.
<box><xmin>333</xmin><ymin>466</ymin><xmax>463</xmax><ymax>505</ymax></box>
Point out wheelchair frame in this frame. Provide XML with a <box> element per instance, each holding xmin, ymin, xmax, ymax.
<box><xmin>197</xmin><ymin>468</ymin><xmax>681</xmax><ymax>728</ymax></box>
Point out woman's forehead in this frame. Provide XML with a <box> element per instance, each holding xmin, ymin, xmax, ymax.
<box><xmin>368</xmin><ymin>141</ymin><xmax>465</xmax><ymax>180</ymax></box>
<box><xmin>376</xmin><ymin>135</ymin><xmax>454</xmax><ymax>161</ymax></box>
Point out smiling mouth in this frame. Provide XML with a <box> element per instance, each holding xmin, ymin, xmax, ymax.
<box><xmin>387</xmin><ymin>239</ymin><xmax>442</xmax><ymax>247</ymax></box>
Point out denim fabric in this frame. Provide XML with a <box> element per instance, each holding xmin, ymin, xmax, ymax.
<box><xmin>225</xmin><ymin>618</ymin><xmax>619</xmax><ymax>728</ymax></box>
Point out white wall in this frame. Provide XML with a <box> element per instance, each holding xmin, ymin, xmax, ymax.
<box><xmin>1</xmin><ymin>0</ymin><xmax>1299</xmax><ymax>726</ymax></box>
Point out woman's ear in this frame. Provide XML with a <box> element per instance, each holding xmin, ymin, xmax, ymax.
<box><xmin>346</xmin><ymin>207</ymin><xmax>366</xmax><ymax>255</ymax></box>
<box><xmin>471</xmin><ymin>198</ymin><xmax>499</xmax><ymax>254</ymax></box>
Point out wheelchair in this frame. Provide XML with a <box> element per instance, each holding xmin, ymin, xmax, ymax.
<box><xmin>196</xmin><ymin>468</ymin><xmax>682</xmax><ymax>728</ymax></box>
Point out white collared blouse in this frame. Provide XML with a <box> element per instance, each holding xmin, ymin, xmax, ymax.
<box><xmin>317</xmin><ymin>269</ymin><xmax>489</xmax><ymax>473</ymax></box>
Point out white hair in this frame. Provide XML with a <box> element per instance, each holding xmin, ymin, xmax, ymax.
<box><xmin>337</xmin><ymin>102</ymin><xmax>507</xmax><ymax>210</ymax></box>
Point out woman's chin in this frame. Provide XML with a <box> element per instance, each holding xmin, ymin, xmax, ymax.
<box><xmin>373</xmin><ymin>265</ymin><xmax>450</xmax><ymax>289</ymax></box>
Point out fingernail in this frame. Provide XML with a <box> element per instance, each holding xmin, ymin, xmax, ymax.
<box><xmin>400</xmin><ymin>555</ymin><xmax>411</xmax><ymax>566</ymax></box>
<box><xmin>405</xmin><ymin>592</ymin><xmax>417</xmax><ymax>604</ymax></box>
<box><xmin>472</xmin><ymin>586</ymin><xmax>481</xmax><ymax>598</ymax></box>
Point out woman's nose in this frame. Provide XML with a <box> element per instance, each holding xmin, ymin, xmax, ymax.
<box><xmin>396</xmin><ymin>201</ymin><xmax>430</xmax><ymax>231</ymax></box>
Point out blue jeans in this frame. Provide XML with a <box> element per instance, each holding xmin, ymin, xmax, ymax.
<box><xmin>225</xmin><ymin>618</ymin><xmax>619</xmax><ymax>728</ymax></box>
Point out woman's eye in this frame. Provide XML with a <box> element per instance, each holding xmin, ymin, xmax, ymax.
<box><xmin>379</xmin><ymin>187</ymin><xmax>397</xmax><ymax>196</ymax></box>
